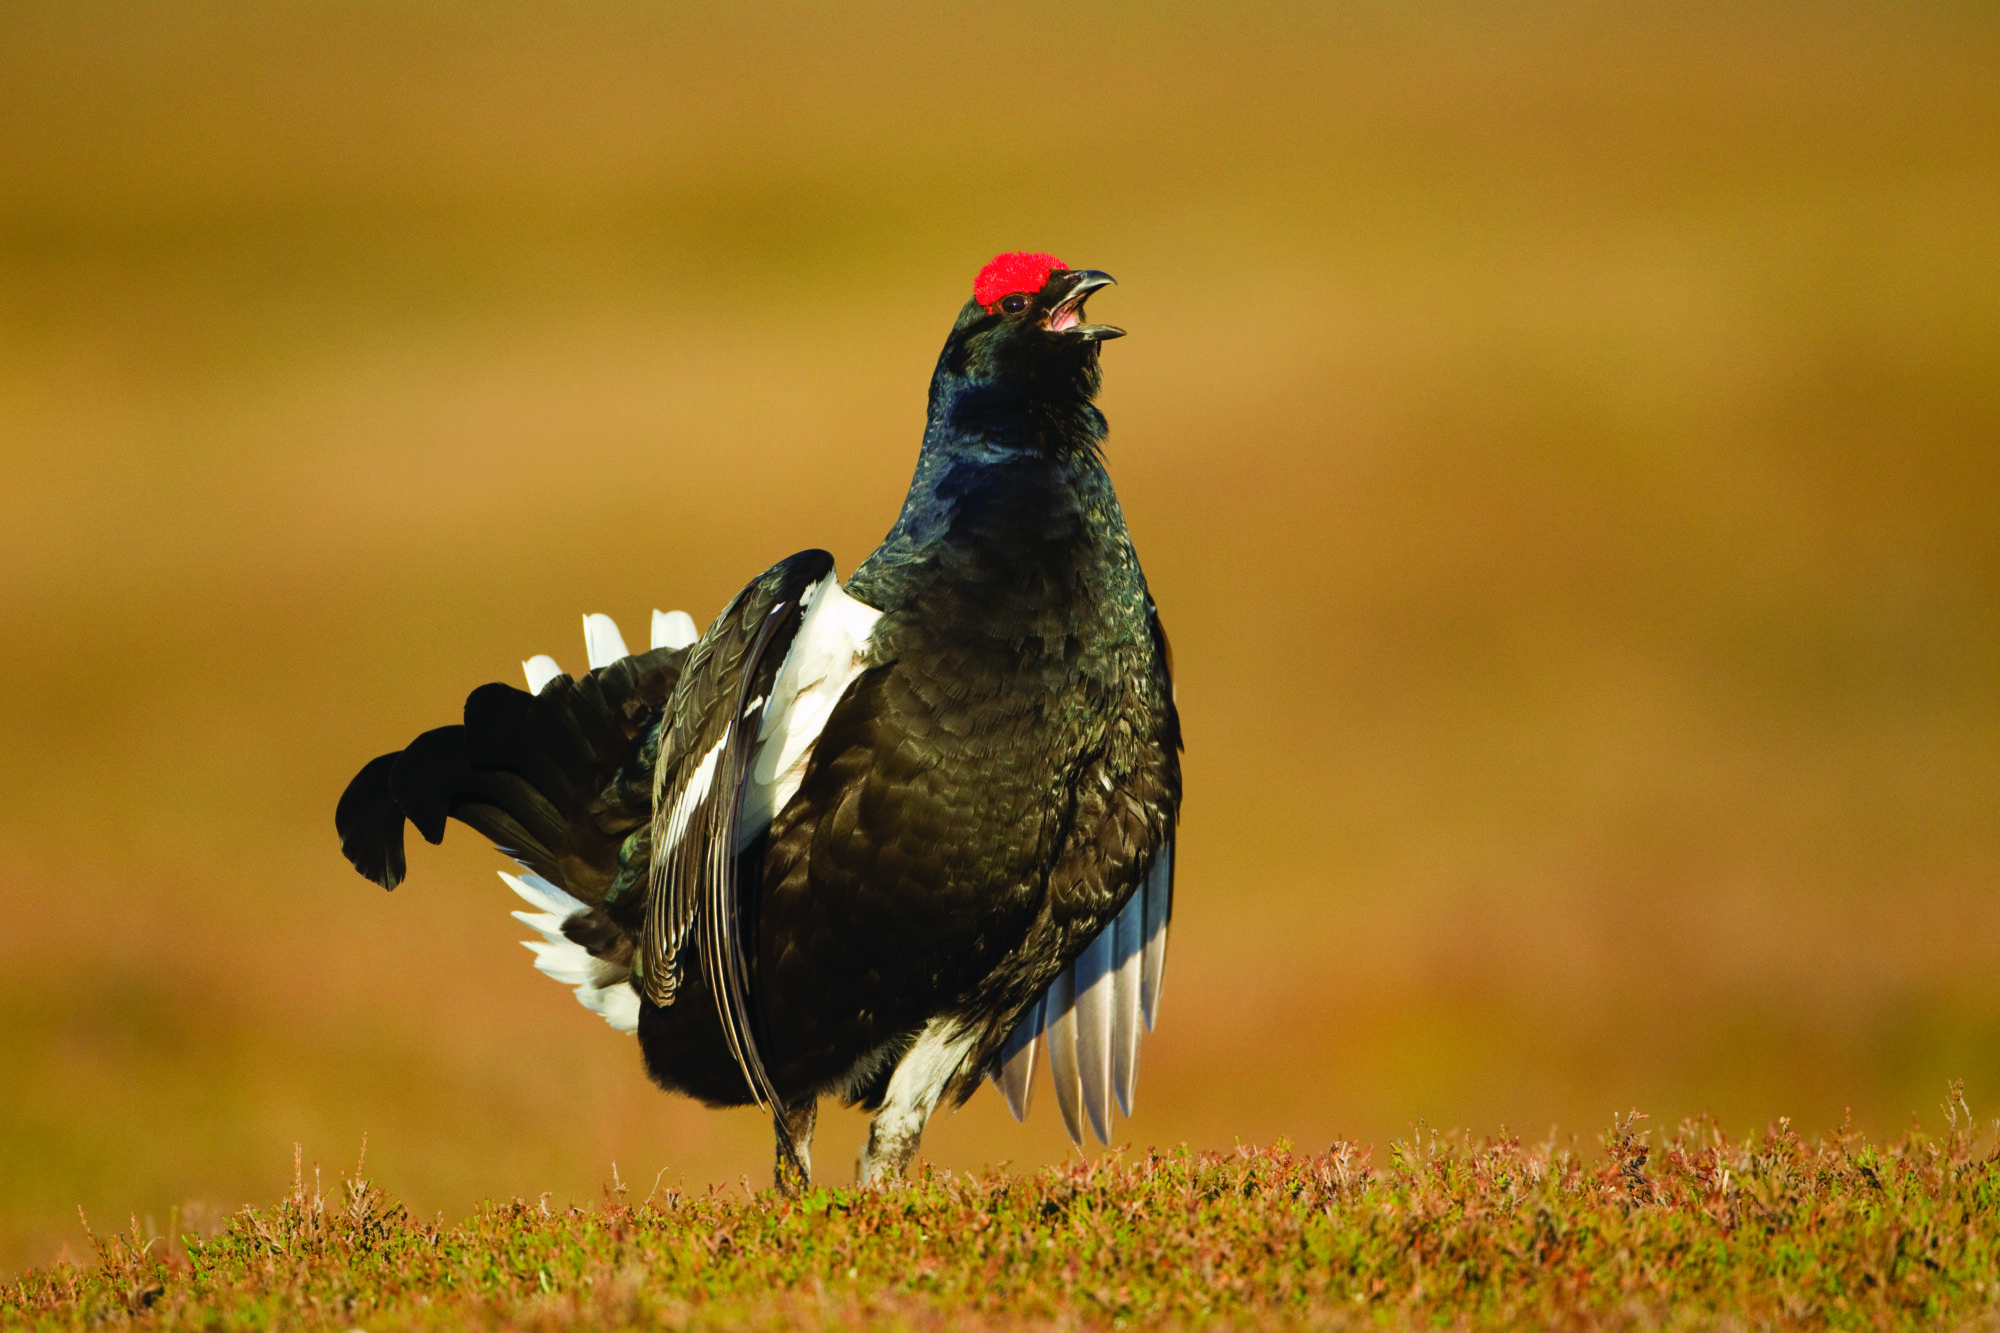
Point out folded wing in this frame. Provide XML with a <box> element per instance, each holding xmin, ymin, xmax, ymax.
<box><xmin>989</xmin><ymin>838</ymin><xmax>1174</xmax><ymax>1144</ymax></box>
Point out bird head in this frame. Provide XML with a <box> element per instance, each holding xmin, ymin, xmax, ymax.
<box><xmin>972</xmin><ymin>252</ymin><xmax>1123</xmax><ymax>341</ymax></box>
<box><xmin>935</xmin><ymin>252</ymin><xmax>1123</xmax><ymax>400</ymax></box>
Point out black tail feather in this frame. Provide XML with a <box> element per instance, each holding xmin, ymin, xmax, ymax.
<box><xmin>336</xmin><ymin>752</ymin><xmax>410</xmax><ymax>890</ymax></box>
<box><xmin>390</xmin><ymin>725</ymin><xmax>472</xmax><ymax>846</ymax></box>
<box><xmin>334</xmin><ymin>643</ymin><xmax>689</xmax><ymax>900</ymax></box>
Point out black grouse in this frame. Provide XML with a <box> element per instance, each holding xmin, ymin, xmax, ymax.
<box><xmin>336</xmin><ymin>252</ymin><xmax>1182</xmax><ymax>1188</ymax></box>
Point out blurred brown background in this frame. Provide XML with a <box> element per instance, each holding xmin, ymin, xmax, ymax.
<box><xmin>2</xmin><ymin>0</ymin><xmax>1996</xmax><ymax>1273</ymax></box>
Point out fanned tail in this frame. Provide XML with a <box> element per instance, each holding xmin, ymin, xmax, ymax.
<box><xmin>335</xmin><ymin>618</ymin><xmax>692</xmax><ymax>901</ymax></box>
<box><xmin>335</xmin><ymin>609</ymin><xmax>704</xmax><ymax>1032</ymax></box>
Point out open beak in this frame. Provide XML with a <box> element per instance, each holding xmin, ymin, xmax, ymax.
<box><xmin>1042</xmin><ymin>270</ymin><xmax>1124</xmax><ymax>341</ymax></box>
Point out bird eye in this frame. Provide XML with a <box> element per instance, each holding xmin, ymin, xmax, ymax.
<box><xmin>1000</xmin><ymin>293</ymin><xmax>1029</xmax><ymax>313</ymax></box>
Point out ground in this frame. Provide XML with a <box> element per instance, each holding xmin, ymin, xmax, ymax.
<box><xmin>9</xmin><ymin>1089</ymin><xmax>1998</xmax><ymax>1331</ymax></box>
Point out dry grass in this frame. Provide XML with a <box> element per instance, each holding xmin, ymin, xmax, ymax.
<box><xmin>2</xmin><ymin>0</ymin><xmax>1998</xmax><ymax>1277</ymax></box>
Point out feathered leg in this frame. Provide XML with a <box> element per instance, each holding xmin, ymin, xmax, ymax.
<box><xmin>858</xmin><ymin>1105</ymin><xmax>925</xmax><ymax>1187</ymax></box>
<box><xmin>856</xmin><ymin>1020</ymin><xmax>977</xmax><ymax>1186</ymax></box>
<box><xmin>774</xmin><ymin>1100</ymin><xmax>817</xmax><ymax>1195</ymax></box>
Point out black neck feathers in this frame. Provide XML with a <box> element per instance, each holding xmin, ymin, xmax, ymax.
<box><xmin>848</xmin><ymin>310</ymin><xmax>1131</xmax><ymax>622</ymax></box>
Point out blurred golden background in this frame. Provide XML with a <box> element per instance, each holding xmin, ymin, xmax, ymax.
<box><xmin>2</xmin><ymin>1</ymin><xmax>1996</xmax><ymax>1273</ymax></box>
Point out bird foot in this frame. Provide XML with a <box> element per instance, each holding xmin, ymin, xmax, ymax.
<box><xmin>773</xmin><ymin>1100</ymin><xmax>817</xmax><ymax>1195</ymax></box>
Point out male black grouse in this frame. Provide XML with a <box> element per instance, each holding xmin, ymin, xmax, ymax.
<box><xmin>336</xmin><ymin>252</ymin><xmax>1182</xmax><ymax>1188</ymax></box>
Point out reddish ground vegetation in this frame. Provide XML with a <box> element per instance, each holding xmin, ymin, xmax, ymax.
<box><xmin>8</xmin><ymin>1089</ymin><xmax>1999</xmax><ymax>1330</ymax></box>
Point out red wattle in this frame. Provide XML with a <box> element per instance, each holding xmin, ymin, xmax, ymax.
<box><xmin>974</xmin><ymin>252</ymin><xmax>1068</xmax><ymax>309</ymax></box>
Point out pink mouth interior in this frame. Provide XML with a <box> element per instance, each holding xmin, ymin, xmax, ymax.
<box><xmin>1046</xmin><ymin>302</ymin><xmax>1082</xmax><ymax>332</ymax></box>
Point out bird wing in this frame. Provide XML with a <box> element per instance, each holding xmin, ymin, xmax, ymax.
<box><xmin>994</xmin><ymin>837</ymin><xmax>1173</xmax><ymax>1142</ymax></box>
<box><xmin>641</xmin><ymin>550</ymin><xmax>883</xmax><ymax>1161</ymax></box>
<box><xmin>992</xmin><ymin>593</ymin><xmax>1180</xmax><ymax>1143</ymax></box>
<box><xmin>642</xmin><ymin>550</ymin><xmax>833</xmax><ymax>1006</ymax></box>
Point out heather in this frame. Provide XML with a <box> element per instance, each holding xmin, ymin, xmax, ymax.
<box><xmin>11</xmin><ymin>1093</ymin><xmax>2000</xmax><ymax>1331</ymax></box>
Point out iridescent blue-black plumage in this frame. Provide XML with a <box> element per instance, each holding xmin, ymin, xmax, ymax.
<box><xmin>335</xmin><ymin>258</ymin><xmax>1179</xmax><ymax>1184</ymax></box>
